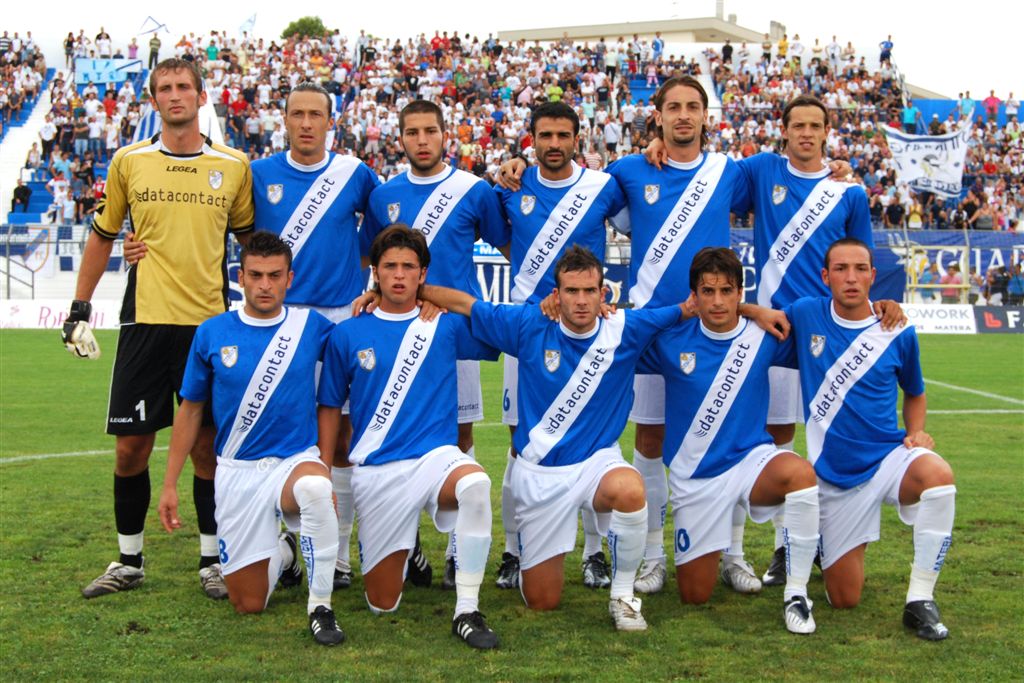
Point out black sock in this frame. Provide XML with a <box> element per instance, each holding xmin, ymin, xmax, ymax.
<box><xmin>114</xmin><ymin>469</ymin><xmax>150</xmax><ymax>568</ymax></box>
<box><xmin>193</xmin><ymin>475</ymin><xmax>219</xmax><ymax>569</ymax></box>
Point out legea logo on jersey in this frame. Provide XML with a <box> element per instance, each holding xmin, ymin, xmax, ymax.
<box><xmin>772</xmin><ymin>184</ymin><xmax>787</xmax><ymax>205</ymax></box>
<box><xmin>810</xmin><ymin>335</ymin><xmax>826</xmax><ymax>357</ymax></box>
<box><xmin>679</xmin><ymin>352</ymin><xmax>696</xmax><ymax>374</ymax></box>
<box><xmin>544</xmin><ymin>349</ymin><xmax>560</xmax><ymax>372</ymax></box>
<box><xmin>209</xmin><ymin>170</ymin><xmax>223</xmax><ymax>190</ymax></box>
<box><xmin>520</xmin><ymin>195</ymin><xmax>536</xmax><ymax>215</ymax></box>
<box><xmin>644</xmin><ymin>184</ymin><xmax>659</xmax><ymax>204</ymax></box>
<box><xmin>387</xmin><ymin>202</ymin><xmax>401</xmax><ymax>223</ymax></box>
<box><xmin>357</xmin><ymin>348</ymin><xmax>376</xmax><ymax>371</ymax></box>
<box><xmin>266</xmin><ymin>184</ymin><xmax>283</xmax><ymax>205</ymax></box>
<box><xmin>220</xmin><ymin>345</ymin><xmax>238</xmax><ymax>367</ymax></box>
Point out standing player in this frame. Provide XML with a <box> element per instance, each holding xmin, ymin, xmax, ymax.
<box><xmin>157</xmin><ymin>231</ymin><xmax>344</xmax><ymax>646</ymax></box>
<box><xmin>64</xmin><ymin>58</ymin><xmax>255</xmax><ymax>600</ymax></box>
<box><xmin>421</xmin><ymin>246</ymin><xmax>687</xmax><ymax>631</ymax></box>
<box><xmin>492</xmin><ymin>101</ymin><xmax>627</xmax><ymax>590</ymax></box>
<box><xmin>317</xmin><ymin>226</ymin><xmax>500</xmax><ymax>649</ymax></box>
<box><xmin>361</xmin><ymin>100</ymin><xmax>510</xmax><ymax>588</ymax></box>
<box><xmin>786</xmin><ymin>239</ymin><xmax>955</xmax><ymax>640</ymax></box>
<box><xmin>637</xmin><ymin>248</ymin><xmax>819</xmax><ymax>634</ymax></box>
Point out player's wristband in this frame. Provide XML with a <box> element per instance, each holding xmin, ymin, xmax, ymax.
<box><xmin>67</xmin><ymin>299</ymin><xmax>92</xmax><ymax>323</ymax></box>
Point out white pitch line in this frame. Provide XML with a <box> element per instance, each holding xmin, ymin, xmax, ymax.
<box><xmin>925</xmin><ymin>378</ymin><xmax>1024</xmax><ymax>406</ymax></box>
<box><xmin>0</xmin><ymin>446</ymin><xmax>167</xmax><ymax>465</ymax></box>
<box><xmin>929</xmin><ymin>409</ymin><xmax>1024</xmax><ymax>415</ymax></box>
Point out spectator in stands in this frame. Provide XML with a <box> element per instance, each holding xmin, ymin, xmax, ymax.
<box><xmin>901</xmin><ymin>100</ymin><xmax>922</xmax><ymax>133</ymax></box>
<box><xmin>878</xmin><ymin>35</ymin><xmax>893</xmax><ymax>65</ymax></box>
<box><xmin>919</xmin><ymin>262</ymin><xmax>938</xmax><ymax>303</ymax></box>
<box><xmin>940</xmin><ymin>264</ymin><xmax>963</xmax><ymax>304</ymax></box>
<box><xmin>970</xmin><ymin>200</ymin><xmax>996</xmax><ymax>230</ymax></box>
<box><xmin>25</xmin><ymin>142</ymin><xmax>42</xmax><ymax>170</ymax></box>
<box><xmin>11</xmin><ymin>179</ymin><xmax>31</xmax><ymax>212</ymax></box>
<box><xmin>967</xmin><ymin>267</ymin><xmax>984</xmax><ymax>304</ymax></box>
<box><xmin>983</xmin><ymin>91</ymin><xmax>1001</xmax><ymax>122</ymax></box>
<box><xmin>1007</xmin><ymin>264</ymin><xmax>1024</xmax><ymax>306</ymax></box>
<box><xmin>884</xmin><ymin>192</ymin><xmax>906</xmax><ymax>228</ymax></box>
<box><xmin>987</xmin><ymin>266</ymin><xmax>1009</xmax><ymax>305</ymax></box>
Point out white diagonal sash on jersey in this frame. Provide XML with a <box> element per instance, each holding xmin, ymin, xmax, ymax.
<box><xmin>511</xmin><ymin>170</ymin><xmax>612</xmax><ymax>303</ymax></box>
<box><xmin>673</xmin><ymin>324</ymin><xmax>767</xmax><ymax>478</ymax></box>
<box><xmin>631</xmin><ymin>154</ymin><xmax>727</xmax><ymax>309</ymax></box>
<box><xmin>220</xmin><ymin>308</ymin><xmax>310</xmax><ymax>460</ymax></box>
<box><xmin>280</xmin><ymin>156</ymin><xmax>360</xmax><ymax>259</ymax></box>
<box><xmin>804</xmin><ymin>325</ymin><xmax>903</xmax><ymax>464</ymax></box>
<box><xmin>349</xmin><ymin>318</ymin><xmax>439</xmax><ymax>464</ymax></box>
<box><xmin>756</xmin><ymin>179</ymin><xmax>851</xmax><ymax>307</ymax></box>
<box><xmin>411</xmin><ymin>169</ymin><xmax>479</xmax><ymax>248</ymax></box>
<box><xmin>520</xmin><ymin>312</ymin><xmax>626</xmax><ymax>464</ymax></box>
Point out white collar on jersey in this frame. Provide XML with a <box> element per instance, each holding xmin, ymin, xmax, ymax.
<box><xmin>157</xmin><ymin>136</ymin><xmax>203</xmax><ymax>158</ymax></box>
<box><xmin>372</xmin><ymin>307</ymin><xmax>420</xmax><ymax>321</ymax></box>
<box><xmin>407</xmin><ymin>164</ymin><xmax>451</xmax><ymax>185</ymax></box>
<box><xmin>537</xmin><ymin>161</ymin><xmax>583</xmax><ymax>189</ymax></box>
<box><xmin>829</xmin><ymin>299</ymin><xmax>878</xmax><ymax>329</ymax></box>
<box><xmin>239</xmin><ymin>307</ymin><xmax>287</xmax><ymax>327</ymax></box>
<box><xmin>286</xmin><ymin>151</ymin><xmax>330</xmax><ymax>172</ymax></box>
<box><xmin>664</xmin><ymin>153</ymin><xmax>704</xmax><ymax>171</ymax></box>
<box><xmin>699</xmin><ymin>317</ymin><xmax>746</xmax><ymax>340</ymax></box>
<box><xmin>785</xmin><ymin>158</ymin><xmax>830</xmax><ymax>179</ymax></box>
<box><xmin>559</xmin><ymin>317</ymin><xmax>600</xmax><ymax>339</ymax></box>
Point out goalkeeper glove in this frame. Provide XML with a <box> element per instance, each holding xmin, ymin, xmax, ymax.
<box><xmin>62</xmin><ymin>299</ymin><xmax>101</xmax><ymax>359</ymax></box>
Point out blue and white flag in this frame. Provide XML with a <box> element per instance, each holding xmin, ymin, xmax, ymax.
<box><xmin>239</xmin><ymin>14</ymin><xmax>257</xmax><ymax>36</ymax></box>
<box><xmin>884</xmin><ymin>123</ymin><xmax>971</xmax><ymax>199</ymax></box>
<box><xmin>132</xmin><ymin>100</ymin><xmax>225</xmax><ymax>145</ymax></box>
<box><xmin>137</xmin><ymin>16</ymin><xmax>168</xmax><ymax>37</ymax></box>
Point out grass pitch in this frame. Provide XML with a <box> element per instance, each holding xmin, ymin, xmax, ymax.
<box><xmin>1</xmin><ymin>330</ymin><xmax>1022</xmax><ymax>681</ymax></box>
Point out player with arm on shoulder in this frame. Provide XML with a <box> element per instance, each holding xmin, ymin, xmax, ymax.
<box><xmin>317</xmin><ymin>226</ymin><xmax>501</xmax><ymax>650</ymax></box>
<box><xmin>71</xmin><ymin>58</ymin><xmax>255</xmax><ymax>601</ymax></box>
<box><xmin>360</xmin><ymin>99</ymin><xmax>511</xmax><ymax>589</ymax></box>
<box><xmin>157</xmin><ymin>231</ymin><xmax>343</xmax><ymax>645</ymax></box>
<box><xmin>786</xmin><ymin>238</ymin><xmax>955</xmax><ymax>641</ymax></box>
<box><xmin>637</xmin><ymin>247</ymin><xmax>819</xmax><ymax>634</ymax></box>
<box><xmin>422</xmin><ymin>246</ymin><xmax>687</xmax><ymax>632</ymax></box>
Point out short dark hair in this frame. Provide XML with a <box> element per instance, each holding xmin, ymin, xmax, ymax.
<box><xmin>399</xmin><ymin>100</ymin><xmax>445</xmax><ymax>134</ymax></box>
<box><xmin>653</xmin><ymin>76</ymin><xmax>709</xmax><ymax>149</ymax></box>
<box><xmin>781</xmin><ymin>94</ymin><xmax>830</xmax><ymax>149</ymax></box>
<box><xmin>149</xmin><ymin>58</ymin><xmax>203</xmax><ymax>97</ymax></box>
<box><xmin>554</xmin><ymin>245</ymin><xmax>603</xmax><ymax>288</ymax></box>
<box><xmin>369</xmin><ymin>224</ymin><xmax>431</xmax><ymax>270</ymax></box>
<box><xmin>286</xmin><ymin>81</ymin><xmax>333</xmax><ymax>116</ymax></box>
<box><xmin>530</xmin><ymin>101</ymin><xmax>580</xmax><ymax>136</ymax></box>
<box><xmin>824</xmin><ymin>237</ymin><xmax>873</xmax><ymax>268</ymax></box>
<box><xmin>689</xmin><ymin>247</ymin><xmax>744</xmax><ymax>292</ymax></box>
<box><xmin>241</xmin><ymin>230</ymin><xmax>292</xmax><ymax>269</ymax></box>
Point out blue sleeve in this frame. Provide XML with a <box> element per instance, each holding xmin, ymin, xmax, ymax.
<box><xmin>845</xmin><ymin>188</ymin><xmax>874</xmax><ymax>248</ymax></box>
<box><xmin>451</xmin><ymin>313</ymin><xmax>501</xmax><ymax>361</ymax></box>
<box><xmin>312</xmin><ymin>312</ymin><xmax>335</xmax><ymax>361</ymax></box>
<box><xmin>606</xmin><ymin>175</ymin><xmax>628</xmax><ymax>215</ymax></box>
<box><xmin>628</xmin><ymin>306</ymin><xmax>681</xmax><ymax>348</ymax></box>
<box><xmin>354</xmin><ymin>163</ymin><xmax>381</xmax><ymax>213</ymax></box>
<box><xmin>730</xmin><ymin>156</ymin><xmax>755</xmax><ymax>214</ymax></box>
<box><xmin>317</xmin><ymin>327</ymin><xmax>351</xmax><ymax>408</ymax></box>
<box><xmin>180</xmin><ymin>324</ymin><xmax>212</xmax><ymax>403</ymax></box>
<box><xmin>636</xmin><ymin>338</ymin><xmax>663</xmax><ymax>375</ymax></box>
<box><xmin>474</xmin><ymin>182</ymin><xmax>511</xmax><ymax>249</ymax></box>
<box><xmin>469</xmin><ymin>301</ymin><xmax>527</xmax><ymax>357</ymax></box>
<box><xmin>771</xmin><ymin>331</ymin><xmax>799</xmax><ymax>369</ymax></box>
<box><xmin>359</xmin><ymin>191</ymin><xmax>386</xmax><ymax>256</ymax></box>
<box><xmin>896</xmin><ymin>329</ymin><xmax>925</xmax><ymax>397</ymax></box>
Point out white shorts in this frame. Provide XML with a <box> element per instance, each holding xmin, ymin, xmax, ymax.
<box><xmin>353</xmin><ymin>445</ymin><xmax>474</xmax><ymax>574</ymax></box>
<box><xmin>818</xmin><ymin>445</ymin><xmax>932</xmax><ymax>569</ymax></box>
<box><xmin>457</xmin><ymin>359</ymin><xmax>483</xmax><ymax>424</ymax></box>
<box><xmin>767</xmin><ymin>367</ymin><xmax>801</xmax><ymax>425</ymax></box>
<box><xmin>214</xmin><ymin>448</ymin><xmax>326</xmax><ymax>576</ymax></box>
<box><xmin>629</xmin><ymin>373</ymin><xmax>665</xmax><ymax>425</ymax></box>
<box><xmin>295</xmin><ymin>303</ymin><xmax>351</xmax><ymax>414</ymax></box>
<box><xmin>669</xmin><ymin>444</ymin><xmax>783</xmax><ymax>565</ymax></box>
<box><xmin>512</xmin><ymin>446</ymin><xmax>632</xmax><ymax>570</ymax></box>
<box><xmin>501</xmin><ymin>355</ymin><xmax>518</xmax><ymax>426</ymax></box>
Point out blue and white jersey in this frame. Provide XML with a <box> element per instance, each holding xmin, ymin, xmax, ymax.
<box><xmin>495</xmin><ymin>162</ymin><xmax>626</xmax><ymax>304</ymax></box>
<box><xmin>786</xmin><ymin>297</ymin><xmax>925</xmax><ymax>489</ymax></box>
<box><xmin>317</xmin><ymin>309</ymin><xmax>498</xmax><ymax>466</ymax></box>
<box><xmin>362</xmin><ymin>165</ymin><xmax>510</xmax><ymax>297</ymax></box>
<box><xmin>469</xmin><ymin>304</ymin><xmax>680</xmax><ymax>466</ymax></box>
<box><xmin>251</xmin><ymin>152</ymin><xmax>380</xmax><ymax>307</ymax></box>
<box><xmin>638</xmin><ymin>318</ymin><xmax>796</xmax><ymax>479</ymax></box>
<box><xmin>737</xmin><ymin>153</ymin><xmax>873</xmax><ymax>309</ymax></box>
<box><xmin>606</xmin><ymin>153</ymin><xmax>749</xmax><ymax>308</ymax></box>
<box><xmin>181</xmin><ymin>307</ymin><xmax>334</xmax><ymax>461</ymax></box>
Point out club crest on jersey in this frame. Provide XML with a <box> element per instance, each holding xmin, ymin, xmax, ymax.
<box><xmin>810</xmin><ymin>335</ymin><xmax>826</xmax><ymax>357</ymax></box>
<box><xmin>387</xmin><ymin>202</ymin><xmax>401</xmax><ymax>223</ymax></box>
<box><xmin>520</xmin><ymin>195</ymin><xmax>536</xmax><ymax>215</ymax></box>
<box><xmin>772</xmin><ymin>185</ymin><xmax>787</xmax><ymax>205</ymax></box>
<box><xmin>357</xmin><ymin>348</ymin><xmax>376</xmax><ymax>371</ymax></box>
<box><xmin>220</xmin><ymin>346</ymin><xmax>238</xmax><ymax>368</ymax></box>
<box><xmin>544</xmin><ymin>349</ymin><xmax>560</xmax><ymax>372</ymax></box>
<box><xmin>679</xmin><ymin>352</ymin><xmax>696</xmax><ymax>375</ymax></box>
<box><xmin>266</xmin><ymin>184</ymin><xmax>284</xmax><ymax>205</ymax></box>
<box><xmin>644</xmin><ymin>184</ymin><xmax>660</xmax><ymax>204</ymax></box>
<box><xmin>209</xmin><ymin>170</ymin><xmax>223</xmax><ymax>190</ymax></box>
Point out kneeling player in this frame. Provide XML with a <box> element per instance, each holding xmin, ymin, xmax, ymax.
<box><xmin>317</xmin><ymin>226</ymin><xmax>501</xmax><ymax>650</ymax></box>
<box><xmin>157</xmin><ymin>232</ymin><xmax>344</xmax><ymax>645</ymax></box>
<box><xmin>638</xmin><ymin>248</ymin><xmax>819</xmax><ymax>634</ymax></box>
<box><xmin>787</xmin><ymin>238</ymin><xmax>955</xmax><ymax>640</ymax></box>
<box><xmin>421</xmin><ymin>247</ymin><xmax>686</xmax><ymax>631</ymax></box>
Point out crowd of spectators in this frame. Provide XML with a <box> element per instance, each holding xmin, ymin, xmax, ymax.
<box><xmin>0</xmin><ymin>30</ymin><xmax>47</xmax><ymax>136</ymax></box>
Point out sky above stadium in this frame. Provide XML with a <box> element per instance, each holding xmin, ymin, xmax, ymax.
<box><xmin>17</xmin><ymin>0</ymin><xmax>1016</xmax><ymax>100</ymax></box>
